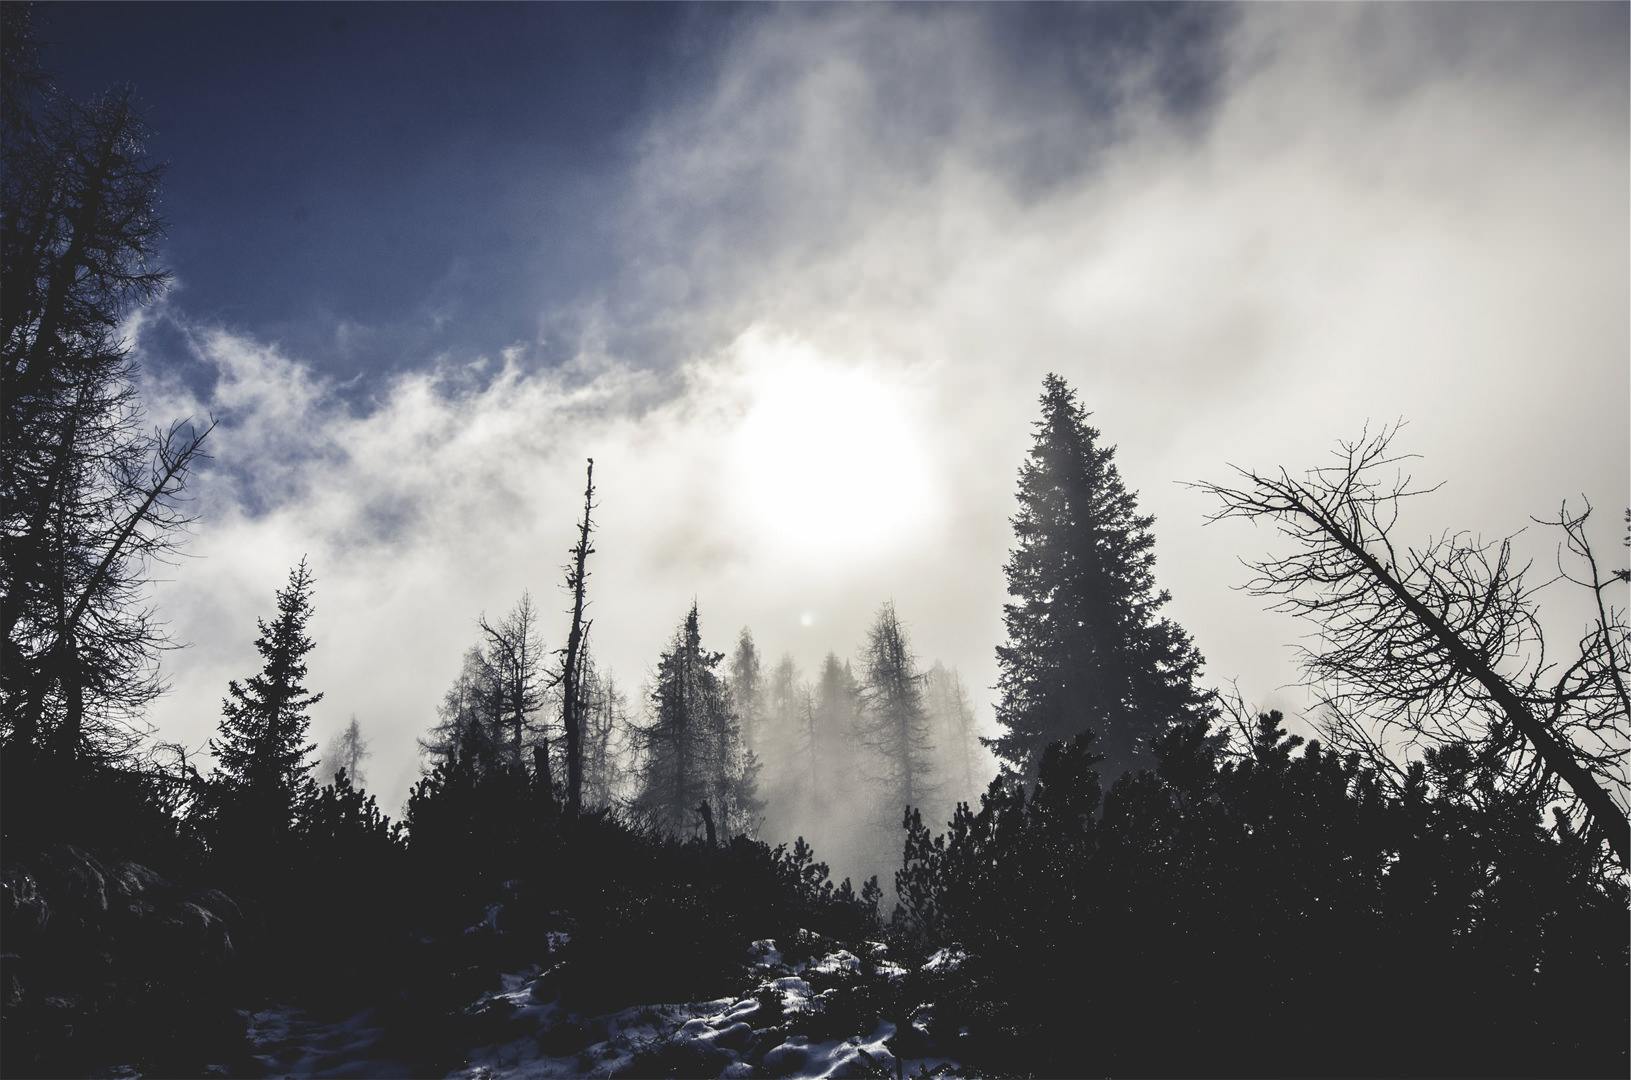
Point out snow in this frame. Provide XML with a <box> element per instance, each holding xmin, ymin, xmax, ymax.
<box><xmin>921</xmin><ymin>947</ymin><xmax>969</xmax><ymax>975</ymax></box>
<box><xmin>247</xmin><ymin>938</ymin><xmax>967</xmax><ymax>1079</ymax></box>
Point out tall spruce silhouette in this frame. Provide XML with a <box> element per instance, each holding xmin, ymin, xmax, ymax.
<box><xmin>208</xmin><ymin>559</ymin><xmax>322</xmax><ymax>842</ymax></box>
<box><xmin>988</xmin><ymin>374</ymin><xmax>1210</xmax><ymax>784</ymax></box>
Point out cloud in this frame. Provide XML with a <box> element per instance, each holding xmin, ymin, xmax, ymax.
<box><xmin>135</xmin><ymin>4</ymin><xmax>1626</xmax><ymax>827</ymax></box>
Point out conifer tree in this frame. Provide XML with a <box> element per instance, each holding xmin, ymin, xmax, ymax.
<box><xmin>632</xmin><ymin>602</ymin><xmax>760</xmax><ymax>838</ymax></box>
<box><xmin>857</xmin><ymin>601</ymin><xmax>934</xmax><ymax>812</ymax></box>
<box><xmin>812</xmin><ymin>652</ymin><xmax>861</xmax><ymax>791</ymax></box>
<box><xmin>478</xmin><ymin>592</ymin><xmax>545</xmax><ymax>774</ymax></box>
<box><xmin>420</xmin><ymin>644</ymin><xmax>504</xmax><ymax>769</ymax></box>
<box><xmin>729</xmin><ymin>627</ymin><xmax>765</xmax><ymax>755</ymax></box>
<box><xmin>989</xmin><ymin>374</ymin><xmax>1210</xmax><ymax>785</ymax></box>
<box><xmin>579</xmin><ymin>651</ymin><xmax>627</xmax><ymax>811</ymax></box>
<box><xmin>208</xmin><ymin>560</ymin><xmax>323</xmax><ymax>840</ymax></box>
<box><xmin>925</xmin><ymin>661</ymin><xmax>981</xmax><ymax>802</ymax></box>
<box><xmin>319</xmin><ymin>714</ymin><xmax>369</xmax><ymax>787</ymax></box>
<box><xmin>2</xmin><ymin>20</ymin><xmax>210</xmax><ymax>764</ymax></box>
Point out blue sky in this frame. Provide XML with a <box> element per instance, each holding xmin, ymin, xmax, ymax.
<box><xmin>34</xmin><ymin>4</ymin><xmax>1630</xmax><ymax>838</ymax></box>
<box><xmin>45</xmin><ymin>3</ymin><xmax>1221</xmax><ymax>396</ymax></box>
<box><xmin>46</xmin><ymin>2</ymin><xmax>708</xmax><ymax>390</ymax></box>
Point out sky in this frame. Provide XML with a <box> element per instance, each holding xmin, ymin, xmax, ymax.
<box><xmin>39</xmin><ymin>2</ymin><xmax>1630</xmax><ymax>819</ymax></box>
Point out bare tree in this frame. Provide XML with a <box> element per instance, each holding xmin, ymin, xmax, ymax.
<box><xmin>1200</xmin><ymin>423</ymin><xmax>1629</xmax><ymax>871</ymax></box>
<box><xmin>557</xmin><ymin>458</ymin><xmax>595</xmax><ymax>813</ymax></box>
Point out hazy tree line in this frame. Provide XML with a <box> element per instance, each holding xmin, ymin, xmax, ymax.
<box><xmin>3</xmin><ymin>10</ymin><xmax>1624</xmax><ymax>1074</ymax></box>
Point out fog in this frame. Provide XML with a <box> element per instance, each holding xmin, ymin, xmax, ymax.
<box><xmin>126</xmin><ymin>5</ymin><xmax>1624</xmax><ymax>866</ymax></box>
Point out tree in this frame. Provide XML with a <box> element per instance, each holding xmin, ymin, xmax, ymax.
<box><xmin>319</xmin><ymin>714</ymin><xmax>369</xmax><ymax>788</ymax></box>
<box><xmin>579</xmin><ymin>650</ymin><xmax>628</xmax><ymax>812</ymax></box>
<box><xmin>925</xmin><ymin>661</ymin><xmax>982</xmax><ymax>802</ymax></box>
<box><xmin>1201</xmin><ymin>423</ymin><xmax>1630</xmax><ymax>871</ymax></box>
<box><xmin>856</xmin><ymin>601</ymin><xmax>935</xmax><ymax>814</ymax></box>
<box><xmin>1</xmin><ymin>15</ymin><xmax>210</xmax><ymax>765</ymax></box>
<box><xmin>729</xmin><ymin>626</ymin><xmax>765</xmax><ymax>755</ymax></box>
<box><xmin>812</xmin><ymin>651</ymin><xmax>861</xmax><ymax>791</ymax></box>
<box><xmin>760</xmin><ymin>651</ymin><xmax>805</xmax><ymax>811</ymax></box>
<box><xmin>988</xmin><ymin>374</ymin><xmax>1210</xmax><ymax>785</ymax></box>
<box><xmin>207</xmin><ymin>560</ymin><xmax>323</xmax><ymax>842</ymax></box>
<box><xmin>477</xmin><ymin>592</ymin><xmax>546</xmax><ymax>775</ymax></box>
<box><xmin>557</xmin><ymin>458</ymin><xmax>595</xmax><ymax>813</ymax></box>
<box><xmin>632</xmin><ymin>602</ymin><xmax>760</xmax><ymax>838</ymax></box>
<box><xmin>420</xmin><ymin>643</ymin><xmax>504</xmax><ymax>769</ymax></box>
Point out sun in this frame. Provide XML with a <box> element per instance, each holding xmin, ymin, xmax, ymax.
<box><xmin>726</xmin><ymin>332</ymin><xmax>938</xmax><ymax>560</ymax></box>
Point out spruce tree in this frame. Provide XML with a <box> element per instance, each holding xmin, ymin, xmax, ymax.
<box><xmin>989</xmin><ymin>374</ymin><xmax>1209</xmax><ymax>785</ymax></box>
<box><xmin>633</xmin><ymin>602</ymin><xmax>760</xmax><ymax>838</ymax></box>
<box><xmin>208</xmin><ymin>560</ymin><xmax>323</xmax><ymax>841</ymax></box>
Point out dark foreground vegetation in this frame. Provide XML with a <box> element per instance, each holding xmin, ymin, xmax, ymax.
<box><xmin>3</xmin><ymin>5</ymin><xmax>1626</xmax><ymax>1076</ymax></box>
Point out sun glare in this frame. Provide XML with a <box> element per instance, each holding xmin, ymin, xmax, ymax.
<box><xmin>728</xmin><ymin>333</ymin><xmax>937</xmax><ymax>561</ymax></box>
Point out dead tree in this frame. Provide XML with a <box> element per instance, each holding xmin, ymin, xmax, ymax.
<box><xmin>558</xmin><ymin>458</ymin><xmax>595</xmax><ymax>814</ymax></box>
<box><xmin>1200</xmin><ymin>423</ymin><xmax>1629</xmax><ymax>871</ymax></box>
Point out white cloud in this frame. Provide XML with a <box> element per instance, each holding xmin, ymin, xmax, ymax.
<box><xmin>136</xmin><ymin>4</ymin><xmax>1626</xmax><ymax>821</ymax></box>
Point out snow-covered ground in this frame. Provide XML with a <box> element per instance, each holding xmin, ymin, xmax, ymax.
<box><xmin>246</xmin><ymin>937</ymin><xmax>967</xmax><ymax>1079</ymax></box>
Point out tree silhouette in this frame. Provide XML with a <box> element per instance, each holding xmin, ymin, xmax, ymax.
<box><xmin>856</xmin><ymin>600</ymin><xmax>935</xmax><ymax>820</ymax></box>
<box><xmin>206</xmin><ymin>560</ymin><xmax>323</xmax><ymax>847</ymax></box>
<box><xmin>477</xmin><ymin>592</ymin><xmax>546</xmax><ymax>776</ymax></box>
<box><xmin>632</xmin><ymin>602</ymin><xmax>759</xmax><ymax>838</ymax></box>
<box><xmin>1</xmin><ymin>29</ymin><xmax>210</xmax><ymax>765</ymax></box>
<box><xmin>988</xmin><ymin>373</ymin><xmax>1210</xmax><ymax>785</ymax></box>
<box><xmin>557</xmin><ymin>458</ymin><xmax>595</xmax><ymax>813</ymax></box>
<box><xmin>1201</xmin><ymin>423</ymin><xmax>1630</xmax><ymax>871</ymax></box>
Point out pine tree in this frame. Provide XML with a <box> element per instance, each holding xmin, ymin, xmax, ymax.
<box><xmin>579</xmin><ymin>651</ymin><xmax>627</xmax><ymax>811</ymax></box>
<box><xmin>319</xmin><ymin>714</ymin><xmax>369</xmax><ymax>788</ymax></box>
<box><xmin>989</xmin><ymin>374</ymin><xmax>1209</xmax><ymax>785</ymax></box>
<box><xmin>728</xmin><ymin>627</ymin><xmax>765</xmax><ymax>756</ymax></box>
<box><xmin>857</xmin><ymin>601</ymin><xmax>935</xmax><ymax>812</ymax></box>
<box><xmin>812</xmin><ymin>652</ymin><xmax>861</xmax><ymax>796</ymax></box>
<box><xmin>925</xmin><ymin>661</ymin><xmax>982</xmax><ymax>804</ymax></box>
<box><xmin>420</xmin><ymin>643</ymin><xmax>504</xmax><ymax>769</ymax></box>
<box><xmin>632</xmin><ymin>602</ymin><xmax>760</xmax><ymax>838</ymax></box>
<box><xmin>477</xmin><ymin>592</ymin><xmax>545</xmax><ymax>774</ymax></box>
<box><xmin>208</xmin><ymin>560</ymin><xmax>323</xmax><ymax>841</ymax></box>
